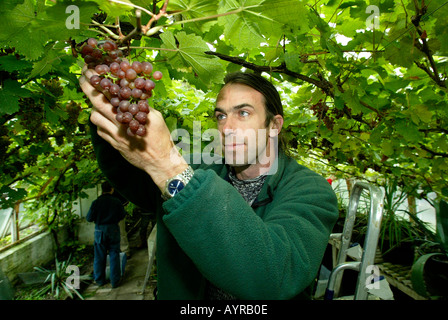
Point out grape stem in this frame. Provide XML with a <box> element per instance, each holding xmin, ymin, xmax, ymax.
<box><xmin>91</xmin><ymin>20</ymin><xmax>120</xmax><ymax>40</ymax></box>
<box><xmin>124</xmin><ymin>46</ymin><xmax>178</xmax><ymax>52</ymax></box>
<box><xmin>116</xmin><ymin>16</ymin><xmax>125</xmax><ymax>39</ymax></box>
<box><xmin>142</xmin><ymin>0</ymin><xmax>170</xmax><ymax>34</ymax></box>
<box><xmin>143</xmin><ymin>8</ymin><xmax>245</xmax><ymax>36</ymax></box>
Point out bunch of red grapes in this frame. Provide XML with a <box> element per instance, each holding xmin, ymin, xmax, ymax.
<box><xmin>80</xmin><ymin>37</ymin><xmax>163</xmax><ymax>136</ymax></box>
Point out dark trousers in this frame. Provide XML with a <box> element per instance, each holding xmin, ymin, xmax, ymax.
<box><xmin>93</xmin><ymin>224</ymin><xmax>121</xmax><ymax>287</ymax></box>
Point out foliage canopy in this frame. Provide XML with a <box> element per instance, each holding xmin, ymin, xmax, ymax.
<box><xmin>0</xmin><ymin>0</ymin><xmax>447</xmax><ymax>227</ymax></box>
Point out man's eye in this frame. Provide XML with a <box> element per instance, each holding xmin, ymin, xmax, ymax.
<box><xmin>239</xmin><ymin>110</ymin><xmax>249</xmax><ymax>117</ymax></box>
<box><xmin>216</xmin><ymin>113</ymin><xmax>226</xmax><ymax>120</ymax></box>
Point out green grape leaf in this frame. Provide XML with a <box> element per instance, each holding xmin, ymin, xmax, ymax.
<box><xmin>169</xmin><ymin>0</ymin><xmax>219</xmax><ymax>32</ymax></box>
<box><xmin>412</xmin><ymin>105</ymin><xmax>433</xmax><ymax>124</ymax></box>
<box><xmin>95</xmin><ymin>0</ymin><xmax>133</xmax><ymax>17</ymax></box>
<box><xmin>0</xmin><ymin>186</ymin><xmax>28</xmax><ymax>208</ymax></box>
<box><xmin>342</xmin><ymin>88</ymin><xmax>363</xmax><ymax>115</ymax></box>
<box><xmin>395</xmin><ymin>118</ymin><xmax>423</xmax><ymax>142</ymax></box>
<box><xmin>0</xmin><ymin>55</ymin><xmax>32</xmax><ymax>72</ymax></box>
<box><xmin>36</xmin><ymin>0</ymin><xmax>99</xmax><ymax>41</ymax></box>
<box><xmin>283</xmin><ymin>52</ymin><xmax>303</xmax><ymax>73</ymax></box>
<box><xmin>0</xmin><ymin>79</ymin><xmax>33</xmax><ymax>115</ymax></box>
<box><xmin>160</xmin><ymin>31</ymin><xmax>225</xmax><ymax>85</ymax></box>
<box><xmin>217</xmin><ymin>0</ymin><xmax>309</xmax><ymax>50</ymax></box>
<box><xmin>29</xmin><ymin>47</ymin><xmax>61</xmax><ymax>79</ymax></box>
<box><xmin>384</xmin><ymin>36</ymin><xmax>424</xmax><ymax>67</ymax></box>
<box><xmin>0</xmin><ymin>0</ymin><xmax>46</xmax><ymax>60</ymax></box>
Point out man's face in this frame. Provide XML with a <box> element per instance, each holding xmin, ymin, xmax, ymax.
<box><xmin>214</xmin><ymin>83</ymin><xmax>276</xmax><ymax>167</ymax></box>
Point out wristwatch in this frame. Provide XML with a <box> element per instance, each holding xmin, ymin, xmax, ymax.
<box><xmin>162</xmin><ymin>166</ymin><xmax>194</xmax><ymax>200</ymax></box>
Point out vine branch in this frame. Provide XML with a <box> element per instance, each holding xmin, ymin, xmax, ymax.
<box><xmin>204</xmin><ymin>51</ymin><xmax>334</xmax><ymax>96</ymax></box>
<box><xmin>411</xmin><ymin>2</ymin><xmax>447</xmax><ymax>88</ymax></box>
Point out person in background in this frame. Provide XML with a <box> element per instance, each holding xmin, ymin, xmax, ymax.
<box><xmin>86</xmin><ymin>181</ymin><xmax>127</xmax><ymax>288</ymax></box>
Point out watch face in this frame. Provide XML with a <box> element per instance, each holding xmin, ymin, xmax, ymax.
<box><xmin>167</xmin><ymin>179</ymin><xmax>185</xmax><ymax>196</ymax></box>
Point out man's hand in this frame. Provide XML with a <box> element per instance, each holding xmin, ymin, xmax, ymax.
<box><xmin>79</xmin><ymin>66</ymin><xmax>188</xmax><ymax>191</ymax></box>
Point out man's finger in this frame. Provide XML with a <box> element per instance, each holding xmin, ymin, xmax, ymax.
<box><xmin>79</xmin><ymin>75</ymin><xmax>113</xmax><ymax>112</ymax></box>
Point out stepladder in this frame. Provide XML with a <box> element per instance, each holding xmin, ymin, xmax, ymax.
<box><xmin>325</xmin><ymin>181</ymin><xmax>385</xmax><ymax>300</ymax></box>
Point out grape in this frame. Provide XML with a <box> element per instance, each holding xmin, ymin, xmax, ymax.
<box><xmin>87</xmin><ymin>38</ymin><xmax>98</xmax><ymax>47</ymax></box>
<box><xmin>119</xmin><ymin>87</ymin><xmax>132</xmax><ymax>99</ymax></box>
<box><xmin>110</xmin><ymin>97</ymin><xmax>120</xmax><ymax>107</ymax></box>
<box><xmin>90</xmin><ymin>75</ymin><xmax>101</xmax><ymax>86</ymax></box>
<box><xmin>131</xmin><ymin>61</ymin><xmax>143</xmax><ymax>74</ymax></box>
<box><xmin>125</xmin><ymin>68</ymin><xmax>137</xmax><ymax>80</ymax></box>
<box><xmin>129</xmin><ymin>119</ymin><xmax>140</xmax><ymax>132</ymax></box>
<box><xmin>92</xmin><ymin>49</ymin><xmax>103</xmax><ymax>59</ymax></box>
<box><xmin>108</xmin><ymin>50</ymin><xmax>118</xmax><ymax>60</ymax></box>
<box><xmin>136</xmin><ymin>125</ymin><xmax>146</xmax><ymax>136</ymax></box>
<box><xmin>117</xmin><ymin>50</ymin><xmax>123</xmax><ymax>58</ymax></box>
<box><xmin>118</xmin><ymin>100</ymin><xmax>130</xmax><ymax>112</ymax></box>
<box><xmin>95</xmin><ymin>64</ymin><xmax>110</xmax><ymax>75</ymax></box>
<box><xmin>110</xmin><ymin>62</ymin><xmax>120</xmax><ymax>74</ymax></box>
<box><xmin>81</xmin><ymin>44</ymin><xmax>94</xmax><ymax>56</ymax></box>
<box><xmin>100</xmin><ymin>78</ymin><xmax>112</xmax><ymax>90</ymax></box>
<box><xmin>141</xmin><ymin>62</ymin><xmax>153</xmax><ymax>75</ymax></box>
<box><xmin>135</xmin><ymin>111</ymin><xmax>147</xmax><ymax>124</ymax></box>
<box><xmin>121</xmin><ymin>112</ymin><xmax>133</xmax><ymax>124</ymax></box>
<box><xmin>144</xmin><ymin>79</ymin><xmax>155</xmax><ymax>91</ymax></box>
<box><xmin>127</xmin><ymin>127</ymin><xmax>136</xmax><ymax>137</ymax></box>
<box><xmin>109</xmin><ymin>84</ymin><xmax>120</xmax><ymax>95</ymax></box>
<box><xmin>84</xmin><ymin>55</ymin><xmax>95</xmax><ymax>64</ymax></box>
<box><xmin>120</xmin><ymin>61</ymin><xmax>131</xmax><ymax>72</ymax></box>
<box><xmin>131</xmin><ymin>88</ymin><xmax>142</xmax><ymax>99</ymax></box>
<box><xmin>103</xmin><ymin>56</ymin><xmax>114</xmax><ymax>65</ymax></box>
<box><xmin>80</xmin><ymin>37</ymin><xmax>158</xmax><ymax>137</ymax></box>
<box><xmin>129</xmin><ymin>104</ymin><xmax>139</xmax><ymax>115</ymax></box>
<box><xmin>141</xmin><ymin>92</ymin><xmax>152</xmax><ymax>99</ymax></box>
<box><xmin>152</xmin><ymin>71</ymin><xmax>163</xmax><ymax>80</ymax></box>
<box><xmin>134</xmin><ymin>78</ymin><xmax>146</xmax><ymax>90</ymax></box>
<box><xmin>117</xmin><ymin>70</ymin><xmax>126</xmax><ymax>79</ymax></box>
<box><xmin>103</xmin><ymin>40</ymin><xmax>116</xmax><ymax>52</ymax></box>
<box><xmin>138</xmin><ymin>100</ymin><xmax>149</xmax><ymax>112</ymax></box>
<box><xmin>119</xmin><ymin>78</ymin><xmax>129</xmax><ymax>88</ymax></box>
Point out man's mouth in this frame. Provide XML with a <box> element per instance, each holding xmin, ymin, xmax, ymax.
<box><xmin>224</xmin><ymin>142</ymin><xmax>245</xmax><ymax>150</ymax></box>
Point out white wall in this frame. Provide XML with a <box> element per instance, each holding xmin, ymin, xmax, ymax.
<box><xmin>72</xmin><ymin>186</ymin><xmax>100</xmax><ymax>218</ymax></box>
<box><xmin>0</xmin><ymin>228</ymin><xmax>68</xmax><ymax>284</ymax></box>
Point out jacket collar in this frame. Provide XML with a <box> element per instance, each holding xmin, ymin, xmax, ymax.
<box><xmin>252</xmin><ymin>151</ymin><xmax>287</xmax><ymax>207</ymax></box>
<box><xmin>222</xmin><ymin>151</ymin><xmax>288</xmax><ymax>208</ymax></box>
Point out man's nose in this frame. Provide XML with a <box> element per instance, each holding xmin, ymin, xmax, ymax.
<box><xmin>222</xmin><ymin>115</ymin><xmax>236</xmax><ymax>133</ymax></box>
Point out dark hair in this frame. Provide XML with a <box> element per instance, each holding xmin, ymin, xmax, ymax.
<box><xmin>101</xmin><ymin>181</ymin><xmax>113</xmax><ymax>193</ymax></box>
<box><xmin>222</xmin><ymin>72</ymin><xmax>283</xmax><ymax>127</ymax></box>
<box><xmin>220</xmin><ymin>72</ymin><xmax>286</xmax><ymax>151</ymax></box>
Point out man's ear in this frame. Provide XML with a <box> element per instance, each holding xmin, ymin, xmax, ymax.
<box><xmin>269</xmin><ymin>115</ymin><xmax>284</xmax><ymax>137</ymax></box>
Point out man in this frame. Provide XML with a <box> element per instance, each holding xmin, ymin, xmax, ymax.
<box><xmin>80</xmin><ymin>70</ymin><xmax>338</xmax><ymax>299</ymax></box>
<box><xmin>86</xmin><ymin>181</ymin><xmax>127</xmax><ymax>288</ymax></box>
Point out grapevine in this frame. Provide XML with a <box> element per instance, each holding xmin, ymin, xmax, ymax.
<box><xmin>80</xmin><ymin>38</ymin><xmax>163</xmax><ymax>137</ymax></box>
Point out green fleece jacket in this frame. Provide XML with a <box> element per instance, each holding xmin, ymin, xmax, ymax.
<box><xmin>90</xmin><ymin>122</ymin><xmax>338</xmax><ymax>300</ymax></box>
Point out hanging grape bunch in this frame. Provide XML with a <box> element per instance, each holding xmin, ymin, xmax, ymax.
<box><xmin>80</xmin><ymin>38</ymin><xmax>163</xmax><ymax>137</ymax></box>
